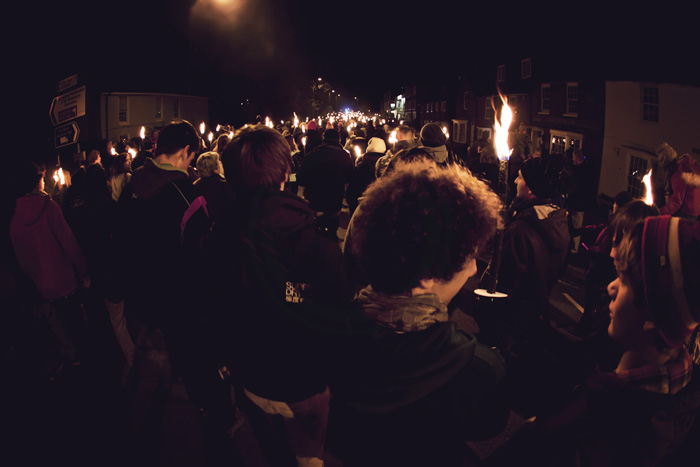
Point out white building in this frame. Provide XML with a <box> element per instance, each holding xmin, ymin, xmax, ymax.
<box><xmin>599</xmin><ymin>81</ymin><xmax>700</xmax><ymax>199</ymax></box>
<box><xmin>100</xmin><ymin>92</ymin><xmax>209</xmax><ymax>143</ymax></box>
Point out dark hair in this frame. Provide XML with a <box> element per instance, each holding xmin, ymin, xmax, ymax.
<box><xmin>351</xmin><ymin>164</ymin><xmax>502</xmax><ymax>294</ymax></box>
<box><xmin>154</xmin><ymin>121</ymin><xmax>200</xmax><ymax>157</ymax></box>
<box><xmin>614</xmin><ymin>190</ymin><xmax>634</xmax><ymax>208</ymax></box>
<box><xmin>397</xmin><ymin>125</ymin><xmax>415</xmax><ymax>136</ymax></box>
<box><xmin>16</xmin><ymin>160</ymin><xmax>43</xmax><ymax>196</ymax></box>
<box><xmin>610</xmin><ymin>200</ymin><xmax>660</xmax><ymax>248</ymax></box>
<box><xmin>221</xmin><ymin>125</ymin><xmax>291</xmax><ymax>195</ymax></box>
<box><xmin>110</xmin><ymin>153</ymin><xmax>131</xmax><ymax>178</ymax></box>
<box><xmin>384</xmin><ymin>147</ymin><xmax>434</xmax><ymax>176</ymax></box>
<box><xmin>213</xmin><ymin>134</ymin><xmax>230</xmax><ymax>154</ymax></box>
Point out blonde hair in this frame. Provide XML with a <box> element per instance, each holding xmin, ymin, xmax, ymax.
<box><xmin>196</xmin><ymin>151</ymin><xmax>221</xmax><ymax>178</ymax></box>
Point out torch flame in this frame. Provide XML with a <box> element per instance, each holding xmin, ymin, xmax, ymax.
<box><xmin>53</xmin><ymin>168</ymin><xmax>66</xmax><ymax>186</ymax></box>
<box><xmin>302</xmin><ymin>136</ymin><xmax>307</xmax><ymax>147</ymax></box>
<box><xmin>354</xmin><ymin>146</ymin><xmax>361</xmax><ymax>159</ymax></box>
<box><xmin>208</xmin><ymin>132</ymin><xmax>214</xmax><ymax>143</ymax></box>
<box><xmin>140</xmin><ymin>126</ymin><xmax>145</xmax><ymax>139</ymax></box>
<box><xmin>199</xmin><ymin>122</ymin><xmax>206</xmax><ymax>135</ymax></box>
<box><xmin>643</xmin><ymin>170</ymin><xmax>654</xmax><ymax>206</ymax></box>
<box><xmin>110</xmin><ymin>147</ymin><xmax>117</xmax><ymax>156</ymax></box>
<box><xmin>389</xmin><ymin>131</ymin><xmax>397</xmax><ymax>145</ymax></box>
<box><xmin>493</xmin><ymin>93</ymin><xmax>514</xmax><ymax>160</ymax></box>
<box><xmin>216</xmin><ymin>124</ymin><xmax>221</xmax><ymax>132</ymax></box>
<box><xmin>293</xmin><ymin>113</ymin><xmax>299</xmax><ymax>128</ymax></box>
<box><xmin>128</xmin><ymin>148</ymin><xmax>137</xmax><ymax>159</ymax></box>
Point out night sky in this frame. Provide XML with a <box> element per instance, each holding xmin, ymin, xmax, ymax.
<box><xmin>27</xmin><ymin>0</ymin><xmax>698</xmax><ymax>124</ymax></box>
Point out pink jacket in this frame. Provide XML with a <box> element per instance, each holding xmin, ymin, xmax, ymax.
<box><xmin>660</xmin><ymin>156</ymin><xmax>700</xmax><ymax>218</ymax></box>
<box><xmin>10</xmin><ymin>192</ymin><xmax>89</xmax><ymax>300</ymax></box>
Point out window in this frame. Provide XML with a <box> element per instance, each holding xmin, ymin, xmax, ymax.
<box><xmin>463</xmin><ymin>92</ymin><xmax>469</xmax><ymax>111</ymax></box>
<box><xmin>173</xmin><ymin>98</ymin><xmax>179</xmax><ymax>118</ymax></box>
<box><xmin>118</xmin><ymin>96</ymin><xmax>128</xmax><ymax>124</ymax></box>
<box><xmin>477</xmin><ymin>127</ymin><xmax>491</xmax><ymax>141</ymax></box>
<box><xmin>549</xmin><ymin>129</ymin><xmax>583</xmax><ymax>155</ymax></box>
<box><xmin>427</xmin><ymin>102</ymin><xmax>432</xmax><ymax>113</ymax></box>
<box><xmin>497</xmin><ymin>65</ymin><xmax>506</xmax><ymax>82</ymax></box>
<box><xmin>485</xmin><ymin>97</ymin><xmax>494</xmax><ymax>120</ymax></box>
<box><xmin>521</xmin><ymin>59</ymin><xmax>531</xmax><ymax>79</ymax></box>
<box><xmin>628</xmin><ymin>155</ymin><xmax>649</xmax><ymax>198</ymax></box>
<box><xmin>566</xmin><ymin>83</ymin><xmax>579</xmax><ymax>116</ymax></box>
<box><xmin>155</xmin><ymin>96</ymin><xmax>162</xmax><ymax>120</ymax></box>
<box><xmin>642</xmin><ymin>85</ymin><xmax>659</xmax><ymax>122</ymax></box>
<box><xmin>452</xmin><ymin>120</ymin><xmax>468</xmax><ymax>144</ymax></box>
<box><xmin>540</xmin><ymin>84</ymin><xmax>550</xmax><ymax>113</ymax></box>
<box><xmin>441</xmin><ymin>101</ymin><xmax>447</xmax><ymax>112</ymax></box>
<box><xmin>508</xmin><ymin>95</ymin><xmax>517</xmax><ymax>111</ymax></box>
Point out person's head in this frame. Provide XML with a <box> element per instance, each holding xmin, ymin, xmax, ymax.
<box><xmin>351</xmin><ymin>164</ymin><xmax>502</xmax><ymax>301</ymax></box>
<box><xmin>384</xmin><ymin>147</ymin><xmax>436</xmax><ymax>177</ymax></box>
<box><xmin>656</xmin><ymin>142</ymin><xmax>678</xmax><ymax>167</ymax></box>
<box><xmin>609</xmin><ymin>200</ymin><xmax>660</xmax><ymax>269</ymax></box>
<box><xmin>154</xmin><ymin>120</ymin><xmax>201</xmax><ymax>170</ymax></box>
<box><xmin>213</xmin><ymin>134</ymin><xmax>230</xmax><ymax>154</ymax></box>
<box><xmin>16</xmin><ymin>160</ymin><xmax>44</xmax><ymax>196</ymax></box>
<box><xmin>83</xmin><ymin>163</ymin><xmax>110</xmax><ymax>200</ymax></box>
<box><xmin>479</xmin><ymin>144</ymin><xmax>498</xmax><ymax>164</ymax></box>
<box><xmin>419</xmin><ymin>123</ymin><xmax>447</xmax><ymax>148</ymax></box>
<box><xmin>196</xmin><ymin>151</ymin><xmax>221</xmax><ymax>178</ymax></box>
<box><xmin>573</xmin><ymin>149</ymin><xmax>584</xmax><ymax>166</ymax></box>
<box><xmin>529</xmin><ymin>144</ymin><xmax>542</xmax><ymax>159</ymax></box>
<box><xmin>284</xmin><ymin>132</ymin><xmax>298</xmax><ymax>153</ymax></box>
<box><xmin>87</xmin><ymin>150</ymin><xmax>101</xmax><ymax>165</ymax></box>
<box><xmin>608</xmin><ymin>215</ymin><xmax>700</xmax><ymax>350</ymax></box>
<box><xmin>396</xmin><ymin>125</ymin><xmax>415</xmax><ymax>142</ymax></box>
<box><xmin>221</xmin><ymin>124</ymin><xmax>291</xmax><ymax>196</ymax></box>
<box><xmin>322</xmin><ymin>129</ymin><xmax>341</xmax><ymax>145</ymax></box>
<box><xmin>111</xmin><ymin>153</ymin><xmax>131</xmax><ymax>176</ymax></box>
<box><xmin>613</xmin><ymin>190</ymin><xmax>634</xmax><ymax>213</ymax></box>
<box><xmin>366</xmin><ymin>137</ymin><xmax>386</xmax><ymax>155</ymax></box>
<box><xmin>516</xmin><ymin>155</ymin><xmax>560</xmax><ymax>200</ymax></box>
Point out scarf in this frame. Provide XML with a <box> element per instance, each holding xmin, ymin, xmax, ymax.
<box><xmin>356</xmin><ymin>285</ymin><xmax>449</xmax><ymax>333</ymax></box>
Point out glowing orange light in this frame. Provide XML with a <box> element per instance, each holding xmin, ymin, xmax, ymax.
<box><xmin>53</xmin><ymin>168</ymin><xmax>65</xmax><ymax>186</ymax></box>
<box><xmin>494</xmin><ymin>93</ymin><xmax>514</xmax><ymax>160</ymax></box>
<box><xmin>354</xmin><ymin>146</ymin><xmax>361</xmax><ymax>159</ymax></box>
<box><xmin>199</xmin><ymin>122</ymin><xmax>206</xmax><ymax>135</ymax></box>
<box><xmin>643</xmin><ymin>170</ymin><xmax>654</xmax><ymax>205</ymax></box>
<box><xmin>140</xmin><ymin>126</ymin><xmax>145</xmax><ymax>139</ymax></box>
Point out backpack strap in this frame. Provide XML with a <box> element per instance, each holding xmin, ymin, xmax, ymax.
<box><xmin>181</xmin><ymin>195</ymin><xmax>209</xmax><ymax>243</ymax></box>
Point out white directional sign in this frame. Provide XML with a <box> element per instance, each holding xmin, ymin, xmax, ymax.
<box><xmin>49</xmin><ymin>86</ymin><xmax>86</xmax><ymax>126</ymax></box>
<box><xmin>54</xmin><ymin>122</ymin><xmax>80</xmax><ymax>148</ymax></box>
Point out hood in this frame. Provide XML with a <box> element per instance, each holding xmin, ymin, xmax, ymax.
<box><xmin>248</xmin><ymin>191</ymin><xmax>316</xmax><ymax>240</ymax></box>
<box><xmin>423</xmin><ymin>145</ymin><xmax>449</xmax><ymax>163</ymax></box>
<box><xmin>129</xmin><ymin>157</ymin><xmax>188</xmax><ymax>200</ymax></box>
<box><xmin>511</xmin><ymin>198</ymin><xmax>570</xmax><ymax>252</ymax></box>
<box><xmin>13</xmin><ymin>193</ymin><xmax>51</xmax><ymax>226</ymax></box>
<box><xmin>679</xmin><ymin>156</ymin><xmax>700</xmax><ymax>187</ymax></box>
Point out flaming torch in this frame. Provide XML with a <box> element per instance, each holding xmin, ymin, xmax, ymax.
<box><xmin>139</xmin><ymin>126</ymin><xmax>146</xmax><ymax>151</ymax></box>
<box><xmin>475</xmin><ymin>93</ymin><xmax>513</xmax><ymax>298</ymax></box>
<box><xmin>208</xmin><ymin>132</ymin><xmax>214</xmax><ymax>145</ymax></box>
<box><xmin>354</xmin><ymin>146</ymin><xmax>361</xmax><ymax>160</ymax></box>
<box><xmin>643</xmin><ymin>170</ymin><xmax>654</xmax><ymax>206</ymax></box>
<box><xmin>199</xmin><ymin>122</ymin><xmax>206</xmax><ymax>135</ymax></box>
<box><xmin>293</xmin><ymin>113</ymin><xmax>299</xmax><ymax>128</ymax></box>
<box><xmin>53</xmin><ymin>167</ymin><xmax>66</xmax><ymax>186</ymax></box>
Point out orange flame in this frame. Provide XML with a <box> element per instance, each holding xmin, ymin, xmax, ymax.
<box><xmin>354</xmin><ymin>146</ymin><xmax>361</xmax><ymax>159</ymax></box>
<box><xmin>199</xmin><ymin>122</ymin><xmax>206</xmax><ymax>135</ymax></box>
<box><xmin>140</xmin><ymin>126</ymin><xmax>146</xmax><ymax>139</ymax></box>
<box><xmin>493</xmin><ymin>93</ymin><xmax>514</xmax><ymax>160</ymax></box>
<box><xmin>53</xmin><ymin>168</ymin><xmax>65</xmax><ymax>186</ymax></box>
<box><xmin>643</xmin><ymin>170</ymin><xmax>654</xmax><ymax>205</ymax></box>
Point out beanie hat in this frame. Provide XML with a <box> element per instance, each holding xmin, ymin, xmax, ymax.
<box><xmin>307</xmin><ymin>121</ymin><xmax>318</xmax><ymax>130</ymax></box>
<box><xmin>419</xmin><ymin>123</ymin><xmax>447</xmax><ymax>148</ymax></box>
<box><xmin>322</xmin><ymin>129</ymin><xmax>340</xmax><ymax>143</ymax></box>
<box><xmin>655</xmin><ymin>142</ymin><xmax>678</xmax><ymax>167</ymax></box>
<box><xmin>367</xmin><ymin>137</ymin><xmax>386</xmax><ymax>154</ymax></box>
<box><xmin>520</xmin><ymin>155</ymin><xmax>560</xmax><ymax>199</ymax></box>
<box><xmin>642</xmin><ymin>215</ymin><xmax>700</xmax><ymax>348</ymax></box>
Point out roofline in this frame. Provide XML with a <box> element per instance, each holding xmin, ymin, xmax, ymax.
<box><xmin>100</xmin><ymin>91</ymin><xmax>209</xmax><ymax>100</ymax></box>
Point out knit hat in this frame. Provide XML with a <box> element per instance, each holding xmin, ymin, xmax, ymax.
<box><xmin>366</xmin><ymin>137</ymin><xmax>386</xmax><ymax>154</ymax></box>
<box><xmin>655</xmin><ymin>142</ymin><xmax>678</xmax><ymax>167</ymax></box>
<box><xmin>419</xmin><ymin>123</ymin><xmax>447</xmax><ymax>148</ymax></box>
<box><xmin>322</xmin><ymin>129</ymin><xmax>340</xmax><ymax>143</ymax></box>
<box><xmin>307</xmin><ymin>121</ymin><xmax>318</xmax><ymax>130</ymax></box>
<box><xmin>519</xmin><ymin>155</ymin><xmax>560</xmax><ymax>199</ymax></box>
<box><xmin>642</xmin><ymin>215</ymin><xmax>700</xmax><ymax>348</ymax></box>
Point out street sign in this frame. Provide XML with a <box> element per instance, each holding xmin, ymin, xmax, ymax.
<box><xmin>57</xmin><ymin>74</ymin><xmax>78</xmax><ymax>93</ymax></box>
<box><xmin>49</xmin><ymin>86</ymin><xmax>86</xmax><ymax>126</ymax></box>
<box><xmin>54</xmin><ymin>122</ymin><xmax>80</xmax><ymax>148</ymax></box>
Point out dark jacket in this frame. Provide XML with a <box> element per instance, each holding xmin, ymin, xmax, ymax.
<box><xmin>296</xmin><ymin>142</ymin><xmax>354</xmax><ymax>213</ymax></box>
<box><xmin>193</xmin><ymin>174</ymin><xmax>234</xmax><ymax>224</ymax></box>
<box><xmin>328</xmin><ymin>313</ymin><xmax>509</xmax><ymax>463</ymax></box>
<box><xmin>116</xmin><ymin>157</ymin><xmax>194</xmax><ymax>326</ymax></box>
<box><xmin>499</xmin><ymin>197</ymin><xmax>570</xmax><ymax>323</ymax></box>
<box><xmin>567</xmin><ymin>159</ymin><xmax>595</xmax><ymax>212</ymax></box>
<box><xmin>346</xmin><ymin>152</ymin><xmax>383</xmax><ymax>214</ymax></box>
<box><xmin>206</xmin><ymin>190</ymin><xmax>352</xmax><ymax>402</ymax></box>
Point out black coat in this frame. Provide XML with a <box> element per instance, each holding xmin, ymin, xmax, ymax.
<box><xmin>296</xmin><ymin>142</ymin><xmax>354</xmax><ymax>213</ymax></box>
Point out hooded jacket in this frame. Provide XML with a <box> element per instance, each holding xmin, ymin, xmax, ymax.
<box><xmin>423</xmin><ymin>144</ymin><xmax>450</xmax><ymax>165</ymax></box>
<box><xmin>10</xmin><ymin>192</ymin><xmax>89</xmax><ymax>300</ymax></box>
<box><xmin>296</xmin><ymin>142</ymin><xmax>354</xmax><ymax>213</ymax></box>
<box><xmin>499</xmin><ymin>197</ymin><xmax>571</xmax><ymax>321</ymax></box>
<box><xmin>660</xmin><ymin>155</ymin><xmax>700</xmax><ymax>218</ymax></box>
<box><xmin>206</xmin><ymin>190</ymin><xmax>352</xmax><ymax>402</ymax></box>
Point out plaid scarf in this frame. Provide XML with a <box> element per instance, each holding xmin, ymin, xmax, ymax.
<box><xmin>615</xmin><ymin>347</ymin><xmax>693</xmax><ymax>395</ymax></box>
<box><xmin>355</xmin><ymin>286</ymin><xmax>449</xmax><ymax>333</ymax></box>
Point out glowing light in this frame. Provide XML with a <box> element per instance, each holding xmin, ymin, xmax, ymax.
<box><xmin>140</xmin><ymin>126</ymin><xmax>145</xmax><ymax>139</ymax></box>
<box><xmin>229</xmin><ymin>131</ymin><xmax>234</xmax><ymax>139</ymax></box>
<box><xmin>302</xmin><ymin>136</ymin><xmax>307</xmax><ymax>147</ymax></box>
<box><xmin>110</xmin><ymin>147</ymin><xmax>117</xmax><ymax>156</ymax></box>
<box><xmin>208</xmin><ymin>132</ymin><xmax>214</xmax><ymax>143</ymax></box>
<box><xmin>643</xmin><ymin>170</ymin><xmax>654</xmax><ymax>205</ymax></box>
<box><xmin>199</xmin><ymin>122</ymin><xmax>206</xmax><ymax>135</ymax></box>
<box><xmin>493</xmin><ymin>93</ymin><xmax>514</xmax><ymax>161</ymax></box>
<box><xmin>354</xmin><ymin>146</ymin><xmax>361</xmax><ymax>159</ymax></box>
<box><xmin>389</xmin><ymin>130</ymin><xmax>397</xmax><ymax>145</ymax></box>
<box><xmin>128</xmin><ymin>148</ymin><xmax>137</xmax><ymax>159</ymax></box>
<box><xmin>293</xmin><ymin>113</ymin><xmax>299</xmax><ymax>128</ymax></box>
<box><xmin>53</xmin><ymin>168</ymin><xmax>65</xmax><ymax>186</ymax></box>
<box><xmin>216</xmin><ymin>124</ymin><xmax>221</xmax><ymax>132</ymax></box>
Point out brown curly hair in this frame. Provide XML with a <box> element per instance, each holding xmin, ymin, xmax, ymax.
<box><xmin>351</xmin><ymin>163</ymin><xmax>502</xmax><ymax>294</ymax></box>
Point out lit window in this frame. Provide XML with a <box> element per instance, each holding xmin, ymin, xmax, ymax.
<box><xmin>452</xmin><ymin>120</ymin><xmax>468</xmax><ymax>144</ymax></box>
<box><xmin>628</xmin><ymin>155</ymin><xmax>649</xmax><ymax>198</ymax></box>
<box><xmin>118</xmin><ymin>96</ymin><xmax>128</xmax><ymax>124</ymax></box>
<box><xmin>485</xmin><ymin>97</ymin><xmax>494</xmax><ymax>120</ymax></box>
<box><xmin>642</xmin><ymin>86</ymin><xmax>659</xmax><ymax>122</ymax></box>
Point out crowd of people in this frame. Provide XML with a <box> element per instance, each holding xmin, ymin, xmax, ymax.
<box><xmin>3</xmin><ymin>117</ymin><xmax>700</xmax><ymax>466</ymax></box>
